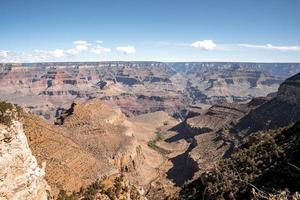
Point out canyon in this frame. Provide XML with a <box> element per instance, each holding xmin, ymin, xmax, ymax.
<box><xmin>1</xmin><ymin>62</ymin><xmax>299</xmax><ymax>122</ymax></box>
<box><xmin>0</xmin><ymin>62</ymin><xmax>300</xmax><ymax>200</ymax></box>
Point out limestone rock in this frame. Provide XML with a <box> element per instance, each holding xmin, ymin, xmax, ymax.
<box><xmin>0</xmin><ymin>120</ymin><xmax>51</xmax><ymax>200</ymax></box>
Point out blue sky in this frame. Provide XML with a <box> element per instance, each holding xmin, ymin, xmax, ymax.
<box><xmin>0</xmin><ymin>0</ymin><xmax>300</xmax><ymax>62</ymax></box>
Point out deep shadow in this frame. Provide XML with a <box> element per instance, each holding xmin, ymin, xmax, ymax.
<box><xmin>166</xmin><ymin>141</ymin><xmax>199</xmax><ymax>186</ymax></box>
<box><xmin>165</xmin><ymin>121</ymin><xmax>199</xmax><ymax>186</ymax></box>
<box><xmin>54</xmin><ymin>102</ymin><xmax>76</xmax><ymax>125</ymax></box>
<box><xmin>165</xmin><ymin>121</ymin><xmax>193</xmax><ymax>143</ymax></box>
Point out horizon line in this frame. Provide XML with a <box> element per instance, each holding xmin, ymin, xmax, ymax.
<box><xmin>1</xmin><ymin>61</ymin><xmax>300</xmax><ymax>65</ymax></box>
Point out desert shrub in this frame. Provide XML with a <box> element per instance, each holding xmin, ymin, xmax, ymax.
<box><xmin>147</xmin><ymin>131</ymin><xmax>164</xmax><ymax>150</ymax></box>
<box><xmin>180</xmin><ymin>121</ymin><xmax>300</xmax><ymax>200</ymax></box>
<box><xmin>57</xmin><ymin>190</ymin><xmax>75</xmax><ymax>200</ymax></box>
<box><xmin>56</xmin><ymin>174</ymin><xmax>145</xmax><ymax>200</ymax></box>
<box><xmin>252</xmin><ymin>189</ymin><xmax>300</xmax><ymax>200</ymax></box>
<box><xmin>105</xmin><ymin>187</ymin><xmax>117</xmax><ymax>200</ymax></box>
<box><xmin>0</xmin><ymin>101</ymin><xmax>14</xmax><ymax>126</ymax></box>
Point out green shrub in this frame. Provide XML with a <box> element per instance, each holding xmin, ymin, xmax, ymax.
<box><xmin>147</xmin><ymin>131</ymin><xmax>164</xmax><ymax>150</ymax></box>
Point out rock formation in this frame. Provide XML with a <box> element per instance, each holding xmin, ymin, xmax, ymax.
<box><xmin>178</xmin><ymin>72</ymin><xmax>300</xmax><ymax>182</ymax></box>
<box><xmin>1</xmin><ymin>64</ymin><xmax>300</xmax><ymax>200</ymax></box>
<box><xmin>233</xmin><ymin>72</ymin><xmax>300</xmax><ymax>136</ymax></box>
<box><xmin>22</xmin><ymin>99</ymin><xmax>169</xmax><ymax>197</ymax></box>
<box><xmin>1</xmin><ymin>62</ymin><xmax>299</xmax><ymax>121</ymax></box>
<box><xmin>0</xmin><ymin>118</ymin><xmax>51</xmax><ymax>200</ymax></box>
<box><xmin>277</xmin><ymin>71</ymin><xmax>300</xmax><ymax>104</ymax></box>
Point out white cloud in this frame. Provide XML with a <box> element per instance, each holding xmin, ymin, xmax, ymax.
<box><xmin>66</xmin><ymin>48</ymin><xmax>79</xmax><ymax>56</ymax></box>
<box><xmin>50</xmin><ymin>49</ymin><xmax>65</xmax><ymax>58</ymax></box>
<box><xmin>0</xmin><ymin>50</ymin><xmax>9</xmax><ymax>58</ymax></box>
<box><xmin>0</xmin><ymin>49</ymin><xmax>69</xmax><ymax>62</ymax></box>
<box><xmin>191</xmin><ymin>40</ymin><xmax>217</xmax><ymax>50</ymax></box>
<box><xmin>62</xmin><ymin>41</ymin><xmax>91</xmax><ymax>56</ymax></box>
<box><xmin>73</xmin><ymin>40</ymin><xmax>90</xmax><ymax>51</ymax></box>
<box><xmin>0</xmin><ymin>40</ymin><xmax>113</xmax><ymax>62</ymax></box>
<box><xmin>239</xmin><ymin>43</ymin><xmax>300</xmax><ymax>51</ymax></box>
<box><xmin>90</xmin><ymin>45</ymin><xmax>111</xmax><ymax>55</ymax></box>
<box><xmin>116</xmin><ymin>46</ymin><xmax>136</xmax><ymax>54</ymax></box>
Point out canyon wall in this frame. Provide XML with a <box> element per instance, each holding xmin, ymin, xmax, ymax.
<box><xmin>1</xmin><ymin>62</ymin><xmax>299</xmax><ymax>121</ymax></box>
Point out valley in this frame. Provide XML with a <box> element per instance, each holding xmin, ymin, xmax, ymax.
<box><xmin>1</xmin><ymin>62</ymin><xmax>299</xmax><ymax>122</ymax></box>
<box><xmin>0</xmin><ymin>62</ymin><xmax>300</xmax><ymax>200</ymax></box>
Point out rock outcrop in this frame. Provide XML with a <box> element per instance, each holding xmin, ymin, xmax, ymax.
<box><xmin>0</xmin><ymin>119</ymin><xmax>51</xmax><ymax>200</ymax></box>
<box><xmin>277</xmin><ymin>72</ymin><xmax>300</xmax><ymax>104</ymax></box>
<box><xmin>185</xmin><ymin>103</ymin><xmax>250</xmax><ymax>135</ymax></box>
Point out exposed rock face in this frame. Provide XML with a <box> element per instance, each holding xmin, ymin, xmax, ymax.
<box><xmin>182</xmin><ymin>101</ymin><xmax>263</xmax><ymax>175</ymax></box>
<box><xmin>234</xmin><ymin>72</ymin><xmax>300</xmax><ymax>136</ymax></box>
<box><xmin>0</xmin><ymin>120</ymin><xmax>51</xmax><ymax>200</ymax></box>
<box><xmin>22</xmin><ymin>99</ymin><xmax>166</xmax><ymax>197</ymax></box>
<box><xmin>23</xmin><ymin>113</ymin><xmax>116</xmax><ymax>197</ymax></box>
<box><xmin>178</xmin><ymin>72</ymin><xmax>300</xmax><ymax>182</ymax></box>
<box><xmin>277</xmin><ymin>72</ymin><xmax>300</xmax><ymax>104</ymax></box>
<box><xmin>1</xmin><ymin>62</ymin><xmax>299</xmax><ymax>121</ymax></box>
<box><xmin>185</xmin><ymin>103</ymin><xmax>250</xmax><ymax>135</ymax></box>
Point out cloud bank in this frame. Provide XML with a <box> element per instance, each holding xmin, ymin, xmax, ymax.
<box><xmin>1</xmin><ymin>39</ymin><xmax>299</xmax><ymax>63</ymax></box>
<box><xmin>0</xmin><ymin>40</ymin><xmax>111</xmax><ymax>62</ymax></box>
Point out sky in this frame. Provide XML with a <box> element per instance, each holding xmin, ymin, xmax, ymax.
<box><xmin>0</xmin><ymin>0</ymin><xmax>300</xmax><ymax>63</ymax></box>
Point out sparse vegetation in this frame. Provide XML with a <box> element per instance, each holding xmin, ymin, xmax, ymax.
<box><xmin>0</xmin><ymin>101</ymin><xmax>23</xmax><ymax>126</ymax></box>
<box><xmin>179</xmin><ymin>121</ymin><xmax>300</xmax><ymax>200</ymax></box>
<box><xmin>57</xmin><ymin>174</ymin><xmax>145</xmax><ymax>200</ymax></box>
<box><xmin>147</xmin><ymin>131</ymin><xmax>164</xmax><ymax>150</ymax></box>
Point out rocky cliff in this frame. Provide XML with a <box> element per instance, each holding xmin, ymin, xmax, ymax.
<box><xmin>277</xmin><ymin>72</ymin><xmax>300</xmax><ymax>104</ymax></box>
<box><xmin>177</xmin><ymin>72</ymin><xmax>300</xmax><ymax>183</ymax></box>
<box><xmin>0</xmin><ymin>118</ymin><xmax>51</xmax><ymax>200</ymax></box>
<box><xmin>233</xmin><ymin>72</ymin><xmax>300</xmax><ymax>136</ymax></box>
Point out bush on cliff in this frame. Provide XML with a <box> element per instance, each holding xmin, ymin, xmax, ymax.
<box><xmin>180</xmin><ymin>121</ymin><xmax>300</xmax><ymax>200</ymax></box>
<box><xmin>57</xmin><ymin>174</ymin><xmax>145</xmax><ymax>200</ymax></box>
<box><xmin>0</xmin><ymin>101</ymin><xmax>22</xmax><ymax>126</ymax></box>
